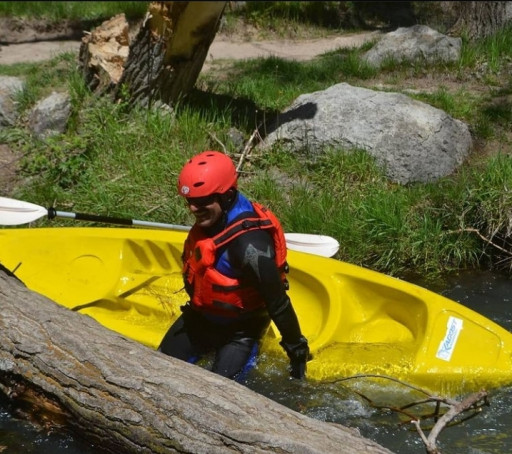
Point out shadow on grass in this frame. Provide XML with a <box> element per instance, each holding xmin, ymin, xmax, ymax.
<box><xmin>183</xmin><ymin>88</ymin><xmax>317</xmax><ymax>140</ymax></box>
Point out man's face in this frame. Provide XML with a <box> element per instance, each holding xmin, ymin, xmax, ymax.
<box><xmin>186</xmin><ymin>195</ymin><xmax>222</xmax><ymax>228</ymax></box>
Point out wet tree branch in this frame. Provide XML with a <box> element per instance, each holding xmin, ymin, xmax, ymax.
<box><xmin>326</xmin><ymin>374</ymin><xmax>489</xmax><ymax>454</ymax></box>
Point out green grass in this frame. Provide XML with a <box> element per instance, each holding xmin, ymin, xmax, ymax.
<box><xmin>244</xmin><ymin>149</ymin><xmax>491</xmax><ymax>277</ymax></box>
<box><xmin>1</xmin><ymin>6</ymin><xmax>512</xmax><ymax>280</ymax></box>
<box><xmin>238</xmin><ymin>1</ymin><xmax>355</xmax><ymax>34</ymax></box>
<box><xmin>0</xmin><ymin>1</ymin><xmax>355</xmax><ymax>41</ymax></box>
<box><xmin>0</xmin><ymin>1</ymin><xmax>148</xmax><ymax>21</ymax></box>
<box><xmin>199</xmin><ymin>52</ymin><xmax>376</xmax><ymax>112</ymax></box>
<box><xmin>459</xmin><ymin>24</ymin><xmax>512</xmax><ymax>70</ymax></box>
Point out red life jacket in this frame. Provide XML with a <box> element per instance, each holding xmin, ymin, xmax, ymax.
<box><xmin>182</xmin><ymin>202</ymin><xmax>289</xmax><ymax>318</ymax></box>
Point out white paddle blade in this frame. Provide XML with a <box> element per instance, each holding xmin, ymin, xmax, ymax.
<box><xmin>284</xmin><ymin>233</ymin><xmax>339</xmax><ymax>258</ymax></box>
<box><xmin>0</xmin><ymin>197</ymin><xmax>48</xmax><ymax>225</ymax></box>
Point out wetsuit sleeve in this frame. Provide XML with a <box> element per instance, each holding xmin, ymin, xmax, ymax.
<box><xmin>229</xmin><ymin>229</ymin><xmax>310</xmax><ymax>378</ymax></box>
<box><xmin>228</xmin><ymin>230</ymin><xmax>303</xmax><ymax>344</ymax></box>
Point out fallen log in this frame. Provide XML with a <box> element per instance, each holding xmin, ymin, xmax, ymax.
<box><xmin>0</xmin><ymin>270</ymin><xmax>394</xmax><ymax>454</ymax></box>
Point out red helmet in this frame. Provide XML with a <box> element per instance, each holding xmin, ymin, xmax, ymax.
<box><xmin>177</xmin><ymin>151</ymin><xmax>238</xmax><ymax>198</ymax></box>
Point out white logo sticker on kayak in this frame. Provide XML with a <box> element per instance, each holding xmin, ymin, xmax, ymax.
<box><xmin>436</xmin><ymin>316</ymin><xmax>463</xmax><ymax>362</ymax></box>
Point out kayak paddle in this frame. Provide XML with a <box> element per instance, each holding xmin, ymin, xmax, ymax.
<box><xmin>0</xmin><ymin>197</ymin><xmax>340</xmax><ymax>257</ymax></box>
<box><xmin>0</xmin><ymin>196</ymin><xmax>190</xmax><ymax>231</ymax></box>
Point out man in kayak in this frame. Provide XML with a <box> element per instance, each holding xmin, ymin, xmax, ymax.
<box><xmin>158</xmin><ymin>150</ymin><xmax>309</xmax><ymax>380</ymax></box>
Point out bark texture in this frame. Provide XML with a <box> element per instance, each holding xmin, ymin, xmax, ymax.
<box><xmin>0</xmin><ymin>271</ymin><xmax>394</xmax><ymax>454</ymax></box>
<box><xmin>78</xmin><ymin>2</ymin><xmax>226</xmax><ymax>107</ymax></box>
<box><xmin>116</xmin><ymin>1</ymin><xmax>226</xmax><ymax>107</ymax></box>
<box><xmin>449</xmin><ymin>1</ymin><xmax>510</xmax><ymax>41</ymax></box>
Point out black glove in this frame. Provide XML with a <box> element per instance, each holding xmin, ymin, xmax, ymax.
<box><xmin>280</xmin><ymin>336</ymin><xmax>310</xmax><ymax>379</ymax></box>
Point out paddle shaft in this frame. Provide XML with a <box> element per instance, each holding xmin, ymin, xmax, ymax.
<box><xmin>48</xmin><ymin>208</ymin><xmax>192</xmax><ymax>232</ymax></box>
<box><xmin>47</xmin><ymin>209</ymin><xmax>338</xmax><ymax>256</ymax></box>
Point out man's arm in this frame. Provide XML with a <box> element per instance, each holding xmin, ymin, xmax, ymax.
<box><xmin>230</xmin><ymin>230</ymin><xmax>310</xmax><ymax>378</ymax></box>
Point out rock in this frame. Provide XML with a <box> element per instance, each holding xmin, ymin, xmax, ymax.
<box><xmin>0</xmin><ymin>76</ymin><xmax>24</xmax><ymax>128</ymax></box>
<box><xmin>362</xmin><ymin>25</ymin><xmax>461</xmax><ymax>68</ymax></box>
<box><xmin>262</xmin><ymin>82</ymin><xmax>472</xmax><ymax>184</ymax></box>
<box><xmin>227</xmin><ymin>127</ymin><xmax>245</xmax><ymax>149</ymax></box>
<box><xmin>29</xmin><ymin>91</ymin><xmax>71</xmax><ymax>139</ymax></box>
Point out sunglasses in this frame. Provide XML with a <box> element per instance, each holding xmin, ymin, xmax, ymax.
<box><xmin>185</xmin><ymin>195</ymin><xmax>218</xmax><ymax>208</ymax></box>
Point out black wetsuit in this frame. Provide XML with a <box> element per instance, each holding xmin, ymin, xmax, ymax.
<box><xmin>158</xmin><ymin>204</ymin><xmax>308</xmax><ymax>380</ymax></box>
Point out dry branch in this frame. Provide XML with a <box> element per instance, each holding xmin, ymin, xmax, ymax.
<box><xmin>236</xmin><ymin>128</ymin><xmax>261</xmax><ymax>172</ymax></box>
<box><xmin>447</xmin><ymin>227</ymin><xmax>512</xmax><ymax>256</ymax></box>
<box><xmin>412</xmin><ymin>390</ymin><xmax>488</xmax><ymax>454</ymax></box>
<box><xmin>326</xmin><ymin>374</ymin><xmax>489</xmax><ymax>454</ymax></box>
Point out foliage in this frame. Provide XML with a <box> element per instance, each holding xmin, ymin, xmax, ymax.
<box><xmin>0</xmin><ymin>1</ymin><xmax>148</xmax><ymax>21</ymax></box>
<box><xmin>240</xmin><ymin>1</ymin><xmax>354</xmax><ymax>30</ymax></box>
<box><xmin>1</xmin><ymin>3</ymin><xmax>512</xmax><ymax>280</ymax></box>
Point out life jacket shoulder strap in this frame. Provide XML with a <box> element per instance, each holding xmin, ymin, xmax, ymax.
<box><xmin>212</xmin><ymin>216</ymin><xmax>273</xmax><ymax>249</ymax></box>
<box><xmin>252</xmin><ymin>202</ymin><xmax>288</xmax><ymax>268</ymax></box>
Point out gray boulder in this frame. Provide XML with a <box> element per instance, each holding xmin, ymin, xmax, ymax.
<box><xmin>362</xmin><ymin>25</ymin><xmax>461</xmax><ymax>68</ymax></box>
<box><xmin>262</xmin><ymin>83</ymin><xmax>472</xmax><ymax>184</ymax></box>
<box><xmin>29</xmin><ymin>91</ymin><xmax>71</xmax><ymax>139</ymax></box>
<box><xmin>0</xmin><ymin>76</ymin><xmax>24</xmax><ymax>128</ymax></box>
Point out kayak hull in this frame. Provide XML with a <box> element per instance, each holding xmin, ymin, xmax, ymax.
<box><xmin>1</xmin><ymin>227</ymin><xmax>511</xmax><ymax>395</ymax></box>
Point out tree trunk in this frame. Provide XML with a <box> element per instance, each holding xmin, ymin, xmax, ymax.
<box><xmin>449</xmin><ymin>1</ymin><xmax>511</xmax><ymax>41</ymax></box>
<box><xmin>115</xmin><ymin>1</ymin><xmax>226</xmax><ymax>107</ymax></box>
<box><xmin>0</xmin><ymin>270</ymin><xmax>394</xmax><ymax>454</ymax></box>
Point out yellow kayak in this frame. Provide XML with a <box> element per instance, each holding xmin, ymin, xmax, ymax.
<box><xmin>1</xmin><ymin>226</ymin><xmax>511</xmax><ymax>395</ymax></box>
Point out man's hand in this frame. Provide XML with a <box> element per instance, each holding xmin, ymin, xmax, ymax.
<box><xmin>280</xmin><ymin>336</ymin><xmax>310</xmax><ymax>379</ymax></box>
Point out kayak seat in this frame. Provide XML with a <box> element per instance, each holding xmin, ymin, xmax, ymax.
<box><xmin>338</xmin><ymin>277</ymin><xmax>428</xmax><ymax>345</ymax></box>
<box><xmin>347</xmin><ymin>317</ymin><xmax>414</xmax><ymax>343</ymax></box>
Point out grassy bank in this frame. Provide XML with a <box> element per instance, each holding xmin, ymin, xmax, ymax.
<box><xmin>0</xmin><ymin>1</ymin><xmax>148</xmax><ymax>21</ymax></box>
<box><xmin>0</xmin><ymin>4</ymin><xmax>511</xmax><ymax>283</ymax></box>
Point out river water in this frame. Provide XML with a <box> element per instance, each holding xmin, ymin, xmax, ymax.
<box><xmin>1</xmin><ymin>269</ymin><xmax>511</xmax><ymax>453</ymax></box>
